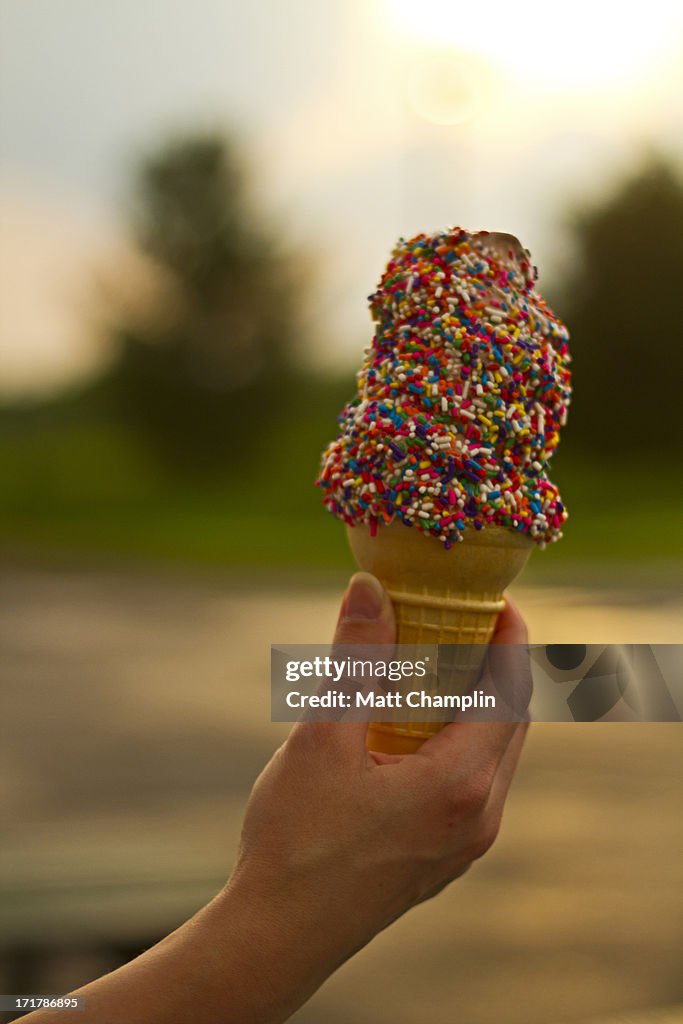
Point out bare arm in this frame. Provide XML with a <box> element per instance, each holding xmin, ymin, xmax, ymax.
<box><xmin>15</xmin><ymin>573</ymin><xmax>528</xmax><ymax>1024</ymax></box>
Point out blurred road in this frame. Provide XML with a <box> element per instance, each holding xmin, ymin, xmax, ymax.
<box><xmin>0</xmin><ymin>567</ymin><xmax>681</xmax><ymax>1023</ymax></box>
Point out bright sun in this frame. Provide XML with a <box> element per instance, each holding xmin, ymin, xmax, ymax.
<box><xmin>381</xmin><ymin>0</ymin><xmax>683</xmax><ymax>92</ymax></box>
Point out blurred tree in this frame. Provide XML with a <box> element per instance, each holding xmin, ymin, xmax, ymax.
<box><xmin>108</xmin><ymin>133</ymin><xmax>302</xmax><ymax>472</ymax></box>
<box><xmin>558</xmin><ymin>156</ymin><xmax>683</xmax><ymax>456</ymax></box>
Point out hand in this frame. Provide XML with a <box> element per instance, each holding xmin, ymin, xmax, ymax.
<box><xmin>227</xmin><ymin>571</ymin><xmax>530</xmax><ymax>1014</ymax></box>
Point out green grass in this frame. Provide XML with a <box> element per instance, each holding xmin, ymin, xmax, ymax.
<box><xmin>0</xmin><ymin>410</ymin><xmax>681</xmax><ymax>584</ymax></box>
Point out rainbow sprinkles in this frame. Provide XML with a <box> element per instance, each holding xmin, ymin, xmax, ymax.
<box><xmin>317</xmin><ymin>227</ymin><xmax>572</xmax><ymax>548</ymax></box>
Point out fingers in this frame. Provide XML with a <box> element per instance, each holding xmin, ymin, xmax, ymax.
<box><xmin>492</xmin><ymin>597</ymin><xmax>528</xmax><ymax>645</ymax></box>
<box><xmin>416</xmin><ymin>720</ymin><xmax>516</xmax><ymax>785</ymax></box>
<box><xmin>484</xmin><ymin>721</ymin><xmax>529</xmax><ymax>831</ymax></box>
<box><xmin>474</xmin><ymin>599</ymin><xmax>533</xmax><ymax>722</ymax></box>
<box><xmin>488</xmin><ymin>721</ymin><xmax>529</xmax><ymax>804</ymax></box>
<box><xmin>415</xmin><ymin>598</ymin><xmax>530</xmax><ymax>774</ymax></box>
<box><xmin>287</xmin><ymin>573</ymin><xmax>395</xmax><ymax>761</ymax></box>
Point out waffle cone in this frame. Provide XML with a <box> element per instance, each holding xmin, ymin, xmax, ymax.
<box><xmin>346</xmin><ymin>523</ymin><xmax>532</xmax><ymax>754</ymax></box>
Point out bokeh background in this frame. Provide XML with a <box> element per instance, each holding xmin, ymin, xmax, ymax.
<box><xmin>1</xmin><ymin>2</ymin><xmax>681</xmax><ymax>1022</ymax></box>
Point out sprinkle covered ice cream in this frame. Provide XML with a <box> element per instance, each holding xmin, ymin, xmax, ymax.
<box><xmin>317</xmin><ymin>227</ymin><xmax>571</xmax><ymax>548</ymax></box>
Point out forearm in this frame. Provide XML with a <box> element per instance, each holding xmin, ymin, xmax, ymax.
<box><xmin>14</xmin><ymin>882</ymin><xmax>333</xmax><ymax>1024</ymax></box>
<box><xmin>15</xmin><ymin>582</ymin><xmax>529</xmax><ymax>1024</ymax></box>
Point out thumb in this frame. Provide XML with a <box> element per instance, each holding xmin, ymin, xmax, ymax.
<box><xmin>287</xmin><ymin>573</ymin><xmax>395</xmax><ymax>759</ymax></box>
<box><xmin>331</xmin><ymin>572</ymin><xmax>396</xmax><ymax>748</ymax></box>
<box><xmin>334</xmin><ymin>572</ymin><xmax>396</xmax><ymax>646</ymax></box>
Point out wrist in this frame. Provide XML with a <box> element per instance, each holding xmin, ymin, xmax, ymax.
<box><xmin>208</xmin><ymin>869</ymin><xmax>340</xmax><ymax>1024</ymax></box>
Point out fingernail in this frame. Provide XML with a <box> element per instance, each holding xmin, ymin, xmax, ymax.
<box><xmin>343</xmin><ymin>573</ymin><xmax>385</xmax><ymax>620</ymax></box>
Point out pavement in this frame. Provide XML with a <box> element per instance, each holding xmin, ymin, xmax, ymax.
<box><xmin>0</xmin><ymin>566</ymin><xmax>681</xmax><ymax>1023</ymax></box>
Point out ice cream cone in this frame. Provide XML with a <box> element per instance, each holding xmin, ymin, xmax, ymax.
<box><xmin>347</xmin><ymin>522</ymin><xmax>532</xmax><ymax>754</ymax></box>
<box><xmin>318</xmin><ymin>226</ymin><xmax>570</xmax><ymax>750</ymax></box>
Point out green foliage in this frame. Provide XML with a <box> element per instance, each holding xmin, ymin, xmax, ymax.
<box><xmin>0</xmin><ymin>375</ymin><xmax>357</xmax><ymax>568</ymax></box>
<box><xmin>558</xmin><ymin>156</ymin><xmax>683</xmax><ymax>455</ymax></box>
<box><xmin>0</xmin><ymin>413</ymin><xmax>680</xmax><ymax>576</ymax></box>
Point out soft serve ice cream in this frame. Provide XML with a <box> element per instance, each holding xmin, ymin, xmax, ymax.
<box><xmin>318</xmin><ymin>228</ymin><xmax>571</xmax><ymax>548</ymax></box>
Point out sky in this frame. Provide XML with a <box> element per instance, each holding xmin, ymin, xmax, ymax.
<box><xmin>1</xmin><ymin>0</ymin><xmax>683</xmax><ymax>396</ymax></box>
